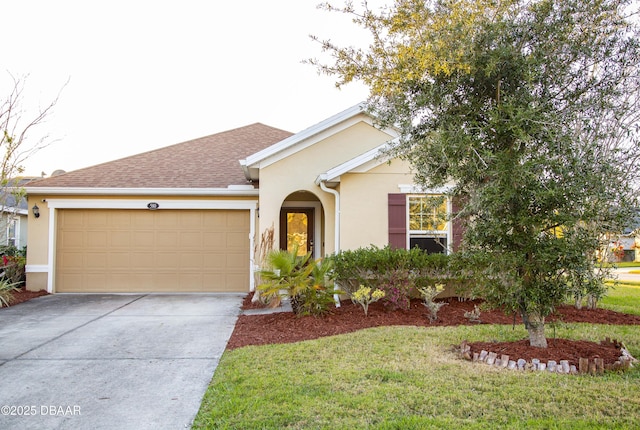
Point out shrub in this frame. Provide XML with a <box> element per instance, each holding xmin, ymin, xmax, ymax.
<box><xmin>0</xmin><ymin>278</ymin><xmax>20</xmax><ymax>307</ymax></box>
<box><xmin>0</xmin><ymin>245</ymin><xmax>27</xmax><ymax>286</ymax></box>
<box><xmin>258</xmin><ymin>247</ymin><xmax>339</xmax><ymax>316</ymax></box>
<box><xmin>418</xmin><ymin>284</ymin><xmax>447</xmax><ymax>322</ymax></box>
<box><xmin>378</xmin><ymin>269</ymin><xmax>413</xmax><ymax>311</ymax></box>
<box><xmin>464</xmin><ymin>304</ymin><xmax>482</xmax><ymax>323</ymax></box>
<box><xmin>350</xmin><ymin>285</ymin><xmax>385</xmax><ymax>316</ymax></box>
<box><xmin>330</xmin><ymin>245</ymin><xmax>458</xmax><ymax>300</ymax></box>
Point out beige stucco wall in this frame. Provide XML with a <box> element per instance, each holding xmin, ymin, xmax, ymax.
<box><xmin>25</xmin><ymin>196</ymin><xmax>51</xmax><ymax>291</ymax></box>
<box><xmin>340</xmin><ymin>159</ymin><xmax>414</xmax><ymax>251</ymax></box>
<box><xmin>257</xmin><ymin>117</ymin><xmax>396</xmax><ymax>256</ymax></box>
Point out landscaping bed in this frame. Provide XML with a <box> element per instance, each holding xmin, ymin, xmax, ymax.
<box><xmin>1</xmin><ymin>287</ymin><xmax>49</xmax><ymax>307</ymax></box>
<box><xmin>229</xmin><ymin>293</ymin><xmax>640</xmax><ymax>368</ymax></box>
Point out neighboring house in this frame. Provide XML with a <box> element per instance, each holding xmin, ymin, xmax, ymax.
<box><xmin>24</xmin><ymin>104</ymin><xmax>460</xmax><ymax>293</ymax></box>
<box><xmin>0</xmin><ymin>177</ymin><xmax>38</xmax><ymax>250</ymax></box>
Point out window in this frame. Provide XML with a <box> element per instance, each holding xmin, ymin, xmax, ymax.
<box><xmin>7</xmin><ymin>217</ymin><xmax>16</xmax><ymax>247</ymax></box>
<box><xmin>408</xmin><ymin>195</ymin><xmax>449</xmax><ymax>254</ymax></box>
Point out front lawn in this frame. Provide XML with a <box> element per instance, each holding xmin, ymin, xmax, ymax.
<box><xmin>194</xmin><ymin>289</ymin><xmax>640</xmax><ymax>429</ymax></box>
<box><xmin>600</xmin><ymin>282</ymin><xmax>640</xmax><ymax>316</ymax></box>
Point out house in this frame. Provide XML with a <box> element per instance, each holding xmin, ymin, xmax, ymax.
<box><xmin>0</xmin><ymin>177</ymin><xmax>39</xmax><ymax>250</ymax></box>
<box><xmin>24</xmin><ymin>104</ymin><xmax>459</xmax><ymax>294</ymax></box>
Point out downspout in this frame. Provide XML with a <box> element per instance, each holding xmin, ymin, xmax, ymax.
<box><xmin>318</xmin><ymin>179</ymin><xmax>341</xmax><ymax>307</ymax></box>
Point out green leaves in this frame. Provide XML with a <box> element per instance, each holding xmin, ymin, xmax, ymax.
<box><xmin>314</xmin><ymin>0</ymin><xmax>640</xmax><ymax>346</ymax></box>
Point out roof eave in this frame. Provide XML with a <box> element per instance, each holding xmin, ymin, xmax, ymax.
<box><xmin>24</xmin><ymin>187</ymin><xmax>260</xmax><ymax>197</ymax></box>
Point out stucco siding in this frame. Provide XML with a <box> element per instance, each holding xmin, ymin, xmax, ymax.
<box><xmin>340</xmin><ymin>159</ymin><xmax>414</xmax><ymax>251</ymax></box>
<box><xmin>258</xmin><ymin>119</ymin><xmax>395</xmax><ymax>255</ymax></box>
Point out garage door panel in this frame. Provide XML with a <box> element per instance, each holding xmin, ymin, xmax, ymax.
<box><xmin>131</xmin><ymin>252</ymin><xmax>155</xmax><ymax>269</ymax></box>
<box><xmin>203</xmin><ymin>232</ymin><xmax>224</xmax><ymax>247</ymax></box>
<box><xmin>132</xmin><ymin>211</ymin><xmax>156</xmax><ymax>226</ymax></box>
<box><xmin>56</xmin><ymin>209</ymin><xmax>251</xmax><ymax>292</ymax></box>
<box><xmin>226</xmin><ymin>253</ymin><xmax>247</xmax><ymax>269</ymax></box>
<box><xmin>179</xmin><ymin>212</ymin><xmax>203</xmax><ymax>228</ymax></box>
<box><xmin>86</xmin><ymin>231</ymin><xmax>109</xmax><ymax>248</ymax></box>
<box><xmin>227</xmin><ymin>211</ymin><xmax>249</xmax><ymax>227</ymax></box>
<box><xmin>61</xmin><ymin>211</ymin><xmax>84</xmax><ymax>226</ymax></box>
<box><xmin>59</xmin><ymin>252</ymin><xmax>85</xmax><ymax>270</ymax></box>
<box><xmin>202</xmin><ymin>252</ymin><xmax>224</xmax><ymax>267</ymax></box>
<box><xmin>60</xmin><ymin>231</ymin><xmax>85</xmax><ymax>248</ymax></box>
<box><xmin>132</xmin><ymin>231</ymin><xmax>155</xmax><ymax>247</ymax></box>
<box><xmin>87</xmin><ymin>212</ymin><xmax>108</xmax><ymax>227</ymax></box>
<box><xmin>109</xmin><ymin>212</ymin><xmax>131</xmax><ymax>226</ymax></box>
<box><xmin>110</xmin><ymin>231</ymin><xmax>131</xmax><ymax>247</ymax></box>
<box><xmin>157</xmin><ymin>231</ymin><xmax>179</xmax><ymax>247</ymax></box>
<box><xmin>108</xmin><ymin>253</ymin><xmax>131</xmax><ymax>268</ymax></box>
<box><xmin>205</xmin><ymin>211</ymin><xmax>227</xmax><ymax>225</ymax></box>
<box><xmin>180</xmin><ymin>253</ymin><xmax>203</xmax><ymax>269</ymax></box>
<box><xmin>86</xmin><ymin>253</ymin><xmax>108</xmax><ymax>269</ymax></box>
<box><xmin>180</xmin><ymin>231</ymin><xmax>202</xmax><ymax>247</ymax></box>
<box><xmin>226</xmin><ymin>231</ymin><xmax>248</xmax><ymax>248</ymax></box>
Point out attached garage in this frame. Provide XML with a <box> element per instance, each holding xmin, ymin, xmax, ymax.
<box><xmin>55</xmin><ymin>208</ymin><xmax>251</xmax><ymax>293</ymax></box>
<box><xmin>24</xmin><ymin>123</ymin><xmax>291</xmax><ymax>294</ymax></box>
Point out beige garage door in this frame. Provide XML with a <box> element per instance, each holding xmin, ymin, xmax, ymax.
<box><xmin>55</xmin><ymin>209</ymin><xmax>250</xmax><ymax>293</ymax></box>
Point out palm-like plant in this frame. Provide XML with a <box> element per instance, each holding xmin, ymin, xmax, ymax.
<box><xmin>258</xmin><ymin>246</ymin><xmax>339</xmax><ymax>316</ymax></box>
<box><xmin>0</xmin><ymin>279</ymin><xmax>20</xmax><ymax>307</ymax></box>
<box><xmin>258</xmin><ymin>245</ymin><xmax>314</xmax><ymax>313</ymax></box>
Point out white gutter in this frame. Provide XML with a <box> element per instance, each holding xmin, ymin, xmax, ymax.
<box><xmin>318</xmin><ymin>179</ymin><xmax>340</xmax><ymax>253</ymax></box>
<box><xmin>24</xmin><ymin>186</ymin><xmax>259</xmax><ymax>196</ymax></box>
<box><xmin>318</xmin><ymin>178</ymin><xmax>341</xmax><ymax>307</ymax></box>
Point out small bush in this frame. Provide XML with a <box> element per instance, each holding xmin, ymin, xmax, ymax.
<box><xmin>258</xmin><ymin>247</ymin><xmax>338</xmax><ymax>316</ymax></box>
<box><xmin>0</xmin><ymin>278</ymin><xmax>20</xmax><ymax>307</ymax></box>
<box><xmin>379</xmin><ymin>269</ymin><xmax>413</xmax><ymax>311</ymax></box>
<box><xmin>0</xmin><ymin>245</ymin><xmax>27</xmax><ymax>286</ymax></box>
<box><xmin>350</xmin><ymin>285</ymin><xmax>385</xmax><ymax>316</ymax></box>
<box><xmin>418</xmin><ymin>284</ymin><xmax>447</xmax><ymax>322</ymax></box>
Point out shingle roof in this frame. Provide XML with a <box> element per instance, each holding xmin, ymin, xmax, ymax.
<box><xmin>27</xmin><ymin>123</ymin><xmax>292</xmax><ymax>189</ymax></box>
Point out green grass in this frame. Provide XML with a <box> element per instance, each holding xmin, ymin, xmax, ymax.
<box><xmin>194</xmin><ymin>323</ymin><xmax>640</xmax><ymax>429</ymax></box>
<box><xmin>601</xmin><ymin>261</ymin><xmax>640</xmax><ymax>268</ymax></box>
<box><xmin>600</xmin><ymin>282</ymin><xmax>640</xmax><ymax>316</ymax></box>
<box><xmin>193</xmin><ymin>285</ymin><xmax>640</xmax><ymax>429</ymax></box>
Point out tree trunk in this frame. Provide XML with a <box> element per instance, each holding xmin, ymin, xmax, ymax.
<box><xmin>524</xmin><ymin>312</ymin><xmax>547</xmax><ymax>348</ymax></box>
<box><xmin>574</xmin><ymin>294</ymin><xmax>583</xmax><ymax>310</ymax></box>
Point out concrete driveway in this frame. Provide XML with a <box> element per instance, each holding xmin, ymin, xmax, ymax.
<box><xmin>0</xmin><ymin>293</ymin><xmax>243</xmax><ymax>430</ymax></box>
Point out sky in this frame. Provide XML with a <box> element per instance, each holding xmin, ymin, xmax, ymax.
<box><xmin>2</xmin><ymin>1</ymin><xmax>374</xmax><ymax>177</ymax></box>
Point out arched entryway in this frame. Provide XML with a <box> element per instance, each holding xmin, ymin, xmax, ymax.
<box><xmin>280</xmin><ymin>191</ymin><xmax>323</xmax><ymax>258</ymax></box>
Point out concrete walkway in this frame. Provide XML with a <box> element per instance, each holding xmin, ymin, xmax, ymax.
<box><xmin>0</xmin><ymin>293</ymin><xmax>243</xmax><ymax>430</ymax></box>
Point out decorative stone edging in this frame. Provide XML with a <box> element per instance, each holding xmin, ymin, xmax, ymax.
<box><xmin>457</xmin><ymin>338</ymin><xmax>638</xmax><ymax>375</ymax></box>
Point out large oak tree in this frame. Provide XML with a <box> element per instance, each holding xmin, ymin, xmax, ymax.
<box><xmin>311</xmin><ymin>0</ymin><xmax>640</xmax><ymax>347</ymax></box>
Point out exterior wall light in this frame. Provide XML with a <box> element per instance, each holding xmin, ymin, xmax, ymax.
<box><xmin>32</xmin><ymin>204</ymin><xmax>40</xmax><ymax>218</ymax></box>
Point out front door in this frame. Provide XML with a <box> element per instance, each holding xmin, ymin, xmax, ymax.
<box><xmin>280</xmin><ymin>208</ymin><xmax>314</xmax><ymax>256</ymax></box>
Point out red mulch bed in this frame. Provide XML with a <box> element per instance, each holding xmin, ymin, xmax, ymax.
<box><xmin>229</xmin><ymin>293</ymin><xmax>640</xmax><ymax>368</ymax></box>
<box><xmin>1</xmin><ymin>287</ymin><xmax>49</xmax><ymax>307</ymax></box>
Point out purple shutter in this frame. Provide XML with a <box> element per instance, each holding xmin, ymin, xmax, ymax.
<box><xmin>451</xmin><ymin>196</ymin><xmax>465</xmax><ymax>252</ymax></box>
<box><xmin>388</xmin><ymin>193</ymin><xmax>407</xmax><ymax>249</ymax></box>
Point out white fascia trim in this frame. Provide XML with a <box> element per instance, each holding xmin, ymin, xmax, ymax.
<box><xmin>25</xmin><ymin>187</ymin><xmax>259</xmax><ymax>196</ymax></box>
<box><xmin>46</xmin><ymin>198</ymin><xmax>258</xmax><ymax>210</ymax></box>
<box><xmin>1</xmin><ymin>207</ymin><xmax>28</xmax><ymax>216</ymax></box>
<box><xmin>25</xmin><ymin>264</ymin><xmax>48</xmax><ymax>273</ymax></box>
